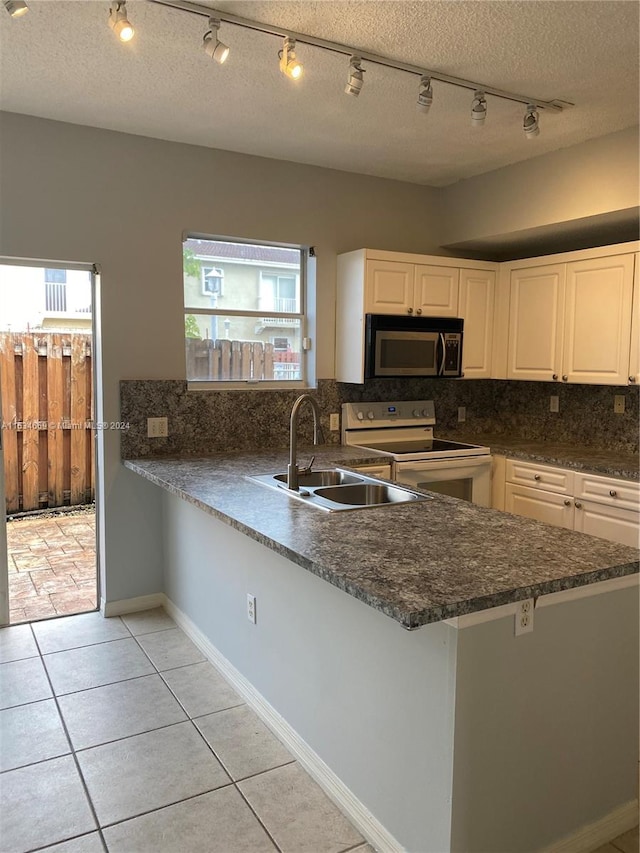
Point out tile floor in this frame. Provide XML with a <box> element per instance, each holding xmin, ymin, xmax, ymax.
<box><xmin>0</xmin><ymin>608</ymin><xmax>372</xmax><ymax>853</ymax></box>
<box><xmin>7</xmin><ymin>510</ymin><xmax>96</xmax><ymax>624</ymax></box>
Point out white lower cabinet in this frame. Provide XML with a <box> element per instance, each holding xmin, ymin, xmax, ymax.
<box><xmin>504</xmin><ymin>458</ymin><xmax>639</xmax><ymax>547</ymax></box>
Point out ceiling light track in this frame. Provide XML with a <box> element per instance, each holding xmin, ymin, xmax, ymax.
<box><xmin>148</xmin><ymin>0</ymin><xmax>568</xmax><ymax>112</ymax></box>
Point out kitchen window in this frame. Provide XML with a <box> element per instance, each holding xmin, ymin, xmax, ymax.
<box><xmin>183</xmin><ymin>235</ymin><xmax>309</xmax><ymax>387</ymax></box>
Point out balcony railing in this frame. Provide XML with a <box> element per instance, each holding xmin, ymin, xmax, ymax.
<box><xmin>45</xmin><ymin>282</ymin><xmax>67</xmax><ymax>313</ymax></box>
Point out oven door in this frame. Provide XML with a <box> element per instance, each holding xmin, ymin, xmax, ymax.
<box><xmin>394</xmin><ymin>456</ymin><xmax>492</xmax><ymax>507</ymax></box>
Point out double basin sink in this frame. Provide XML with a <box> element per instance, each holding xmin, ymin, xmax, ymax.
<box><xmin>249</xmin><ymin>468</ymin><xmax>432</xmax><ymax>512</ymax></box>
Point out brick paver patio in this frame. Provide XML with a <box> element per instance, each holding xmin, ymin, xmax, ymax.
<box><xmin>6</xmin><ymin>510</ymin><xmax>97</xmax><ymax>624</ymax></box>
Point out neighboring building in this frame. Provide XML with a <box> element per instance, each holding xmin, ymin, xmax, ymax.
<box><xmin>0</xmin><ymin>264</ymin><xmax>92</xmax><ymax>332</ymax></box>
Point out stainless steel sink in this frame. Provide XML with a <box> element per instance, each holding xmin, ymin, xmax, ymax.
<box><xmin>249</xmin><ymin>468</ymin><xmax>432</xmax><ymax>511</ymax></box>
<box><xmin>272</xmin><ymin>470</ymin><xmax>363</xmax><ymax>487</ymax></box>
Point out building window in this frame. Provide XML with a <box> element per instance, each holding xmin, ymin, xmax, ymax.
<box><xmin>44</xmin><ymin>268</ymin><xmax>67</xmax><ymax>312</ymax></box>
<box><xmin>183</xmin><ymin>236</ymin><xmax>307</xmax><ymax>386</ymax></box>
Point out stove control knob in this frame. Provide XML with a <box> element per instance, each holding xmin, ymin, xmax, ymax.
<box><xmin>367</xmin><ymin>411</ymin><xmax>375</xmax><ymax>420</ymax></box>
<box><xmin>421</xmin><ymin>409</ymin><xmax>430</xmax><ymax>417</ymax></box>
<box><xmin>357</xmin><ymin>411</ymin><xmax>364</xmax><ymax>421</ymax></box>
<box><xmin>413</xmin><ymin>409</ymin><xmax>421</xmax><ymax>417</ymax></box>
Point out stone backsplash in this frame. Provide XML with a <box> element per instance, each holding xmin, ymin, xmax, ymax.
<box><xmin>120</xmin><ymin>378</ymin><xmax>639</xmax><ymax>458</ymax></box>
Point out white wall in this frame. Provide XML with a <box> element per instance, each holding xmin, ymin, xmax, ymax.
<box><xmin>0</xmin><ymin>111</ymin><xmax>444</xmax><ymax>603</ymax></box>
<box><xmin>441</xmin><ymin>127</ymin><xmax>640</xmax><ymax>249</ymax></box>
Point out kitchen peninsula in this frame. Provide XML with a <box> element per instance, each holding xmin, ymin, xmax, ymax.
<box><xmin>125</xmin><ymin>445</ymin><xmax>639</xmax><ymax>853</ymax></box>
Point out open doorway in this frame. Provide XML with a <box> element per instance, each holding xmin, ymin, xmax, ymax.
<box><xmin>0</xmin><ymin>260</ymin><xmax>98</xmax><ymax>626</ymax></box>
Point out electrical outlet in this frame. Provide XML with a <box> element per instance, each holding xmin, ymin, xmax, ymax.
<box><xmin>329</xmin><ymin>413</ymin><xmax>340</xmax><ymax>431</ymax></box>
<box><xmin>514</xmin><ymin>599</ymin><xmax>534</xmax><ymax>636</ymax></box>
<box><xmin>247</xmin><ymin>594</ymin><xmax>256</xmax><ymax>624</ymax></box>
<box><xmin>614</xmin><ymin>395</ymin><xmax>625</xmax><ymax>414</ymax></box>
<box><xmin>549</xmin><ymin>396</ymin><xmax>559</xmax><ymax>413</ymax></box>
<box><xmin>457</xmin><ymin>407</ymin><xmax>466</xmax><ymax>423</ymax></box>
<box><xmin>147</xmin><ymin>417</ymin><xmax>168</xmax><ymax>438</ymax></box>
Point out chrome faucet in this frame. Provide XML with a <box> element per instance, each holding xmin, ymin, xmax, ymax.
<box><xmin>287</xmin><ymin>394</ymin><xmax>325</xmax><ymax>491</ymax></box>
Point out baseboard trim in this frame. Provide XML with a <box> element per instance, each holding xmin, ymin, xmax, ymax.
<box><xmin>541</xmin><ymin>799</ymin><xmax>639</xmax><ymax>853</ymax></box>
<box><xmin>101</xmin><ymin>593</ymin><xmax>165</xmax><ymax>617</ymax></box>
<box><xmin>162</xmin><ymin>595</ymin><xmax>404</xmax><ymax>853</ymax></box>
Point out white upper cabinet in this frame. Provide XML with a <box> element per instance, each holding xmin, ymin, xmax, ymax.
<box><xmin>562</xmin><ymin>255</ymin><xmax>634</xmax><ymax>385</ymax></box>
<box><xmin>459</xmin><ymin>269</ymin><xmax>495</xmax><ymax>379</ymax></box>
<box><xmin>414</xmin><ymin>265</ymin><xmax>459</xmax><ymax>317</ymax></box>
<box><xmin>504</xmin><ymin>250</ymin><xmax>637</xmax><ymax>385</ymax></box>
<box><xmin>365</xmin><ymin>260</ymin><xmax>414</xmax><ymax>314</ymax></box>
<box><xmin>629</xmin><ymin>257</ymin><xmax>639</xmax><ymax>385</ymax></box>
<box><xmin>507</xmin><ymin>264</ymin><xmax>566</xmax><ymax>382</ymax></box>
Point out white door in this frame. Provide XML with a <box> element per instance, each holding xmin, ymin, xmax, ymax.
<box><xmin>507</xmin><ymin>264</ymin><xmax>565</xmax><ymax>382</ymax></box>
<box><xmin>459</xmin><ymin>268</ymin><xmax>495</xmax><ymax>378</ymax></box>
<box><xmin>505</xmin><ymin>483</ymin><xmax>574</xmax><ymax>529</ymax></box>
<box><xmin>413</xmin><ymin>265</ymin><xmax>459</xmax><ymax>317</ymax></box>
<box><xmin>573</xmin><ymin>499</ymin><xmax>639</xmax><ymax>548</ymax></box>
<box><xmin>364</xmin><ymin>260</ymin><xmax>414</xmax><ymax>314</ymax></box>
<box><xmin>562</xmin><ymin>254</ymin><xmax>634</xmax><ymax>385</ymax></box>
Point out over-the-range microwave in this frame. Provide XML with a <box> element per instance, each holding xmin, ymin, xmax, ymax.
<box><xmin>364</xmin><ymin>314</ymin><xmax>464</xmax><ymax>379</ymax></box>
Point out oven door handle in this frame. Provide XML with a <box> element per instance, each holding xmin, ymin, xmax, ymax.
<box><xmin>438</xmin><ymin>333</ymin><xmax>446</xmax><ymax>376</ymax></box>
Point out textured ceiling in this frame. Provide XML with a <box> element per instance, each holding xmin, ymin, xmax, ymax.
<box><xmin>0</xmin><ymin>0</ymin><xmax>638</xmax><ymax>186</ymax></box>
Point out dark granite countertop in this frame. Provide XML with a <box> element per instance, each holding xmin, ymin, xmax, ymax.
<box><xmin>438</xmin><ymin>432</ymin><xmax>639</xmax><ymax>481</ymax></box>
<box><xmin>124</xmin><ymin>445</ymin><xmax>639</xmax><ymax>630</ymax></box>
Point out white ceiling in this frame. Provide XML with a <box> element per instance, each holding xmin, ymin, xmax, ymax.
<box><xmin>0</xmin><ymin>0</ymin><xmax>638</xmax><ymax>187</ymax></box>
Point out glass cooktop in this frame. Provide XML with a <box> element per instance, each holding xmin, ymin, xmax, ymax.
<box><xmin>361</xmin><ymin>438</ymin><xmax>482</xmax><ymax>454</ymax></box>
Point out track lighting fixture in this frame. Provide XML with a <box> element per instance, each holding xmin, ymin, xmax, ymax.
<box><xmin>345</xmin><ymin>56</ymin><xmax>365</xmax><ymax>97</ymax></box>
<box><xmin>416</xmin><ymin>75</ymin><xmax>433</xmax><ymax>113</ymax></box>
<box><xmin>108</xmin><ymin>1</ymin><xmax>134</xmax><ymax>42</ymax></box>
<box><xmin>4</xmin><ymin>0</ymin><xmax>28</xmax><ymax>17</ymax></box>
<box><xmin>203</xmin><ymin>18</ymin><xmax>229</xmax><ymax>64</ymax></box>
<box><xmin>523</xmin><ymin>103</ymin><xmax>540</xmax><ymax>138</ymax></box>
<box><xmin>471</xmin><ymin>90</ymin><xmax>487</xmax><ymax>126</ymax></box>
<box><xmin>279</xmin><ymin>37</ymin><xmax>303</xmax><ymax>80</ymax></box>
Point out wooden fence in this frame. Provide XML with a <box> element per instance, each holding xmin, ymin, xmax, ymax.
<box><xmin>186</xmin><ymin>338</ymin><xmax>301</xmax><ymax>382</ymax></box>
<box><xmin>0</xmin><ymin>332</ymin><xmax>94</xmax><ymax>514</ymax></box>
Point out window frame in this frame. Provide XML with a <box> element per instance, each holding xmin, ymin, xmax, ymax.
<box><xmin>183</xmin><ymin>234</ymin><xmax>312</xmax><ymax>391</ymax></box>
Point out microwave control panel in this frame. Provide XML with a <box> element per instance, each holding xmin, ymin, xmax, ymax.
<box><xmin>443</xmin><ymin>334</ymin><xmax>462</xmax><ymax>374</ymax></box>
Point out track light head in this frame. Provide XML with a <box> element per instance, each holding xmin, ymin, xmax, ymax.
<box><xmin>417</xmin><ymin>75</ymin><xmax>433</xmax><ymax>113</ymax></box>
<box><xmin>203</xmin><ymin>18</ymin><xmax>229</xmax><ymax>64</ymax></box>
<box><xmin>108</xmin><ymin>1</ymin><xmax>134</xmax><ymax>42</ymax></box>
<box><xmin>4</xmin><ymin>0</ymin><xmax>28</xmax><ymax>18</ymax></box>
<box><xmin>523</xmin><ymin>103</ymin><xmax>540</xmax><ymax>138</ymax></box>
<box><xmin>279</xmin><ymin>37</ymin><xmax>303</xmax><ymax>80</ymax></box>
<box><xmin>471</xmin><ymin>90</ymin><xmax>487</xmax><ymax>126</ymax></box>
<box><xmin>345</xmin><ymin>56</ymin><xmax>364</xmax><ymax>97</ymax></box>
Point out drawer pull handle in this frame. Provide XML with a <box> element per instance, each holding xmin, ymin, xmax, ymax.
<box><xmin>552</xmin><ymin>374</ymin><xmax>558</xmax><ymax>381</ymax></box>
<box><xmin>562</xmin><ymin>375</ymin><xmax>568</xmax><ymax>382</ymax></box>
<box><xmin>534</xmin><ymin>474</ymin><xmax>541</xmax><ymax>481</ymax></box>
<box><xmin>564</xmin><ymin>499</ymin><xmax>571</xmax><ymax>506</ymax></box>
<box><xmin>574</xmin><ymin>501</ymin><xmax>582</xmax><ymax>509</ymax></box>
<box><xmin>609</xmin><ymin>489</ymin><xmax>617</xmax><ymax>497</ymax></box>
<box><xmin>630</xmin><ymin>376</ymin><xmax>636</xmax><ymax>383</ymax></box>
<box><xmin>407</xmin><ymin>307</ymin><xmax>413</xmax><ymax>314</ymax></box>
<box><xmin>416</xmin><ymin>308</ymin><xmax>422</xmax><ymax>315</ymax></box>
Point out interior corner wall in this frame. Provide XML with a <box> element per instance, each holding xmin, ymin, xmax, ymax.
<box><xmin>0</xmin><ymin>111</ymin><xmax>444</xmax><ymax>604</ymax></box>
<box><xmin>440</xmin><ymin>126</ymin><xmax>640</xmax><ymax>248</ymax></box>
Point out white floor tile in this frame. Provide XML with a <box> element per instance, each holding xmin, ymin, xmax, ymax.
<box><xmin>43</xmin><ymin>637</ymin><xmax>154</xmax><ymax>695</ymax></box>
<box><xmin>103</xmin><ymin>787</ymin><xmax>277</xmax><ymax>852</ymax></box>
<box><xmin>0</xmin><ymin>656</ymin><xmax>52</xmax><ymax>709</ymax></box>
<box><xmin>121</xmin><ymin>607</ymin><xmax>175</xmax><ymax>636</ymax></box>
<box><xmin>0</xmin><ymin>698</ymin><xmax>69</xmax><ymax>771</ymax></box>
<box><xmin>59</xmin><ymin>674</ymin><xmax>187</xmax><ymax>750</ymax></box>
<box><xmin>0</xmin><ymin>623</ymin><xmax>38</xmax><ymax>663</ymax></box>
<box><xmin>33</xmin><ymin>612</ymin><xmax>130</xmax><ymax>654</ymax></box>
<box><xmin>161</xmin><ymin>661</ymin><xmax>244</xmax><ymax>718</ymax></box>
<box><xmin>195</xmin><ymin>704</ymin><xmax>293</xmax><ymax>781</ymax></box>
<box><xmin>239</xmin><ymin>762</ymin><xmax>364</xmax><ymax>853</ymax></box>
<box><xmin>77</xmin><ymin>721</ymin><xmax>230</xmax><ymax>826</ymax></box>
<box><xmin>0</xmin><ymin>755</ymin><xmax>96</xmax><ymax>853</ymax></box>
<box><xmin>611</xmin><ymin>826</ymin><xmax>639</xmax><ymax>853</ymax></box>
<box><xmin>136</xmin><ymin>628</ymin><xmax>205</xmax><ymax>671</ymax></box>
<box><xmin>38</xmin><ymin>832</ymin><xmax>105</xmax><ymax>853</ymax></box>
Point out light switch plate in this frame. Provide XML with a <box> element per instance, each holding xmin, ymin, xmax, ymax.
<box><xmin>550</xmin><ymin>396</ymin><xmax>559</xmax><ymax>413</ymax></box>
<box><xmin>457</xmin><ymin>407</ymin><xmax>466</xmax><ymax>423</ymax></box>
<box><xmin>614</xmin><ymin>395</ymin><xmax>625</xmax><ymax>414</ymax></box>
<box><xmin>147</xmin><ymin>417</ymin><xmax>168</xmax><ymax>438</ymax></box>
<box><xmin>329</xmin><ymin>413</ymin><xmax>340</xmax><ymax>431</ymax></box>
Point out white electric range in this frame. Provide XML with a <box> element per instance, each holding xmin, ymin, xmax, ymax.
<box><xmin>341</xmin><ymin>400</ymin><xmax>492</xmax><ymax>506</ymax></box>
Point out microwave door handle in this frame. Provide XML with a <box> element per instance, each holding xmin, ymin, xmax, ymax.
<box><xmin>438</xmin><ymin>333</ymin><xmax>446</xmax><ymax>376</ymax></box>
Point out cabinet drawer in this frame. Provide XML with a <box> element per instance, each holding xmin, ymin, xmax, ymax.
<box><xmin>505</xmin><ymin>459</ymin><xmax>574</xmax><ymax>494</ymax></box>
<box><xmin>574</xmin><ymin>472</ymin><xmax>640</xmax><ymax>511</ymax></box>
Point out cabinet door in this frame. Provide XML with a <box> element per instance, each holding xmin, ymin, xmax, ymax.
<box><xmin>629</xmin><ymin>255</ymin><xmax>639</xmax><ymax>385</ymax></box>
<box><xmin>364</xmin><ymin>260</ymin><xmax>414</xmax><ymax>314</ymax></box>
<box><xmin>573</xmin><ymin>499</ymin><xmax>639</xmax><ymax>548</ymax></box>
<box><xmin>459</xmin><ymin>269</ymin><xmax>495</xmax><ymax>378</ymax></box>
<box><xmin>414</xmin><ymin>265</ymin><xmax>459</xmax><ymax>317</ymax></box>
<box><xmin>507</xmin><ymin>264</ymin><xmax>565</xmax><ymax>382</ymax></box>
<box><xmin>563</xmin><ymin>254</ymin><xmax>634</xmax><ymax>385</ymax></box>
<box><xmin>505</xmin><ymin>483</ymin><xmax>574</xmax><ymax>529</ymax></box>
